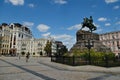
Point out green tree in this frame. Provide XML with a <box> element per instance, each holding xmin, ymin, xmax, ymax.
<box><xmin>59</xmin><ymin>46</ymin><xmax>68</xmax><ymax>56</ymax></box>
<box><xmin>64</xmin><ymin>48</ymin><xmax>115</xmax><ymax>61</ymax></box>
<box><xmin>44</xmin><ymin>40</ymin><xmax>52</xmax><ymax>56</ymax></box>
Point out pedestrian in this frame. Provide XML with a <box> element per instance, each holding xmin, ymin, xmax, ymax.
<box><xmin>26</xmin><ymin>52</ymin><xmax>30</xmax><ymax>62</ymax></box>
<box><xmin>18</xmin><ymin>53</ymin><xmax>21</xmax><ymax>60</ymax></box>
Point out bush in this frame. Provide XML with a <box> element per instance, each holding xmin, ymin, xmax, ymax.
<box><xmin>66</xmin><ymin>49</ymin><xmax>115</xmax><ymax>61</ymax></box>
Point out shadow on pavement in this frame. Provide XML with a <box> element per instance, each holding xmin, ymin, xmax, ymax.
<box><xmin>0</xmin><ymin>59</ymin><xmax>56</xmax><ymax>80</ymax></box>
<box><xmin>87</xmin><ymin>74</ymin><xmax>112</xmax><ymax>80</ymax></box>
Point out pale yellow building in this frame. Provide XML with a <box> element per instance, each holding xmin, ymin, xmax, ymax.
<box><xmin>0</xmin><ymin>23</ymin><xmax>33</xmax><ymax>56</ymax></box>
<box><xmin>9</xmin><ymin>23</ymin><xmax>33</xmax><ymax>56</ymax></box>
<box><xmin>17</xmin><ymin>38</ymin><xmax>48</xmax><ymax>56</ymax></box>
<box><xmin>0</xmin><ymin>29</ymin><xmax>2</xmax><ymax>55</ymax></box>
<box><xmin>0</xmin><ymin>23</ymin><xmax>11</xmax><ymax>55</ymax></box>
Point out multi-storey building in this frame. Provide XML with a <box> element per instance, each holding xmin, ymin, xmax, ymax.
<box><xmin>0</xmin><ymin>23</ymin><xmax>33</xmax><ymax>56</ymax></box>
<box><xmin>17</xmin><ymin>38</ymin><xmax>48</xmax><ymax>56</ymax></box>
<box><xmin>51</xmin><ymin>40</ymin><xmax>57</xmax><ymax>55</ymax></box>
<box><xmin>0</xmin><ymin>23</ymin><xmax>11</xmax><ymax>55</ymax></box>
<box><xmin>0</xmin><ymin>25</ymin><xmax>2</xmax><ymax>55</ymax></box>
<box><xmin>52</xmin><ymin>41</ymin><xmax>68</xmax><ymax>56</ymax></box>
<box><xmin>99</xmin><ymin>31</ymin><xmax>120</xmax><ymax>56</ymax></box>
<box><xmin>0</xmin><ymin>23</ymin><xmax>66</xmax><ymax>57</ymax></box>
<box><xmin>0</xmin><ymin>36</ymin><xmax>1</xmax><ymax>56</ymax></box>
<box><xmin>9</xmin><ymin>23</ymin><xmax>33</xmax><ymax>56</ymax></box>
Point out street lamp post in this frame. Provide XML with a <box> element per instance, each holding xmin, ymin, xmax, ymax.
<box><xmin>84</xmin><ymin>39</ymin><xmax>94</xmax><ymax>65</ymax></box>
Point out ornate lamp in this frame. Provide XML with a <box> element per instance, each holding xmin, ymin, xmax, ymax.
<box><xmin>84</xmin><ymin>39</ymin><xmax>94</xmax><ymax>65</ymax></box>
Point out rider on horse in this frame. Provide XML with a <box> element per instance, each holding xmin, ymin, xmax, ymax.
<box><xmin>81</xmin><ymin>16</ymin><xmax>97</xmax><ymax>33</ymax></box>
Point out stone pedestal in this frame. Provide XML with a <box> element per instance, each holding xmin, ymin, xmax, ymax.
<box><xmin>70</xmin><ymin>30</ymin><xmax>111</xmax><ymax>53</ymax></box>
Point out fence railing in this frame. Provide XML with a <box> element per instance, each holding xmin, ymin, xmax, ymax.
<box><xmin>51</xmin><ymin>56</ymin><xmax>120</xmax><ymax>67</ymax></box>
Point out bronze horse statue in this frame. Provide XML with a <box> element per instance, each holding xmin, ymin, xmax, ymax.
<box><xmin>81</xmin><ymin>16</ymin><xmax>97</xmax><ymax>33</ymax></box>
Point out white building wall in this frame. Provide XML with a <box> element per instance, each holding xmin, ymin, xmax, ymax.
<box><xmin>9</xmin><ymin>23</ymin><xmax>33</xmax><ymax>55</ymax></box>
<box><xmin>18</xmin><ymin>38</ymin><xmax>48</xmax><ymax>56</ymax></box>
<box><xmin>52</xmin><ymin>41</ymin><xmax>57</xmax><ymax>55</ymax></box>
<box><xmin>0</xmin><ymin>24</ymin><xmax>11</xmax><ymax>54</ymax></box>
<box><xmin>99</xmin><ymin>31</ymin><xmax>120</xmax><ymax>56</ymax></box>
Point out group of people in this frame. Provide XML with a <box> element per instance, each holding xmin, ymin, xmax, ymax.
<box><xmin>18</xmin><ymin>52</ymin><xmax>30</xmax><ymax>62</ymax></box>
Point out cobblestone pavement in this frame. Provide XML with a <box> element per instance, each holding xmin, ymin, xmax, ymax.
<box><xmin>0</xmin><ymin>56</ymin><xmax>120</xmax><ymax>80</ymax></box>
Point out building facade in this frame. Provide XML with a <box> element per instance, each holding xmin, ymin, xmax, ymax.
<box><xmin>17</xmin><ymin>38</ymin><xmax>48</xmax><ymax>56</ymax></box>
<box><xmin>0</xmin><ymin>23</ymin><xmax>11</xmax><ymax>55</ymax></box>
<box><xmin>52</xmin><ymin>41</ymin><xmax>68</xmax><ymax>56</ymax></box>
<box><xmin>0</xmin><ymin>23</ymin><xmax>67</xmax><ymax>57</ymax></box>
<box><xmin>9</xmin><ymin>23</ymin><xmax>33</xmax><ymax>56</ymax></box>
<box><xmin>51</xmin><ymin>40</ymin><xmax>57</xmax><ymax>55</ymax></box>
<box><xmin>0</xmin><ymin>23</ymin><xmax>33</xmax><ymax>56</ymax></box>
<box><xmin>0</xmin><ymin>24</ymin><xmax>3</xmax><ymax>55</ymax></box>
<box><xmin>99</xmin><ymin>31</ymin><xmax>120</xmax><ymax>56</ymax></box>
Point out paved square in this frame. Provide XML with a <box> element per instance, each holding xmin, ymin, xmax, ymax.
<box><xmin>0</xmin><ymin>57</ymin><xmax>120</xmax><ymax>80</ymax></box>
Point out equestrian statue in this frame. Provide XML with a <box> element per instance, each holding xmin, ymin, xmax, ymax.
<box><xmin>80</xmin><ymin>16</ymin><xmax>97</xmax><ymax>33</ymax></box>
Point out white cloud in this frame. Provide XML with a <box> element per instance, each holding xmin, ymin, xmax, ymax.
<box><xmin>94</xmin><ymin>23</ymin><xmax>100</xmax><ymax>28</ymax></box>
<box><xmin>95</xmin><ymin>29</ymin><xmax>103</xmax><ymax>33</ymax></box>
<box><xmin>28</xmin><ymin>3</ymin><xmax>34</xmax><ymax>8</ymax></box>
<box><xmin>51</xmin><ymin>34</ymin><xmax>75</xmax><ymax>50</ymax></box>
<box><xmin>37</xmin><ymin>24</ymin><xmax>50</xmax><ymax>32</ymax></box>
<box><xmin>67</xmin><ymin>23</ymin><xmax>99</xmax><ymax>32</ymax></box>
<box><xmin>105</xmin><ymin>0</ymin><xmax>119</xmax><ymax>4</ymax></box>
<box><xmin>98</xmin><ymin>17</ymin><xmax>107</xmax><ymax>22</ymax></box>
<box><xmin>63</xmin><ymin>38</ymin><xmax>75</xmax><ymax>50</ymax></box>
<box><xmin>53</xmin><ymin>0</ymin><xmax>67</xmax><ymax>4</ymax></box>
<box><xmin>67</xmin><ymin>24</ymin><xmax>82</xmax><ymax>30</ymax></box>
<box><xmin>23</xmin><ymin>21</ymin><xmax>34</xmax><ymax>30</ymax></box>
<box><xmin>51</xmin><ymin>34</ymin><xmax>72</xmax><ymax>41</ymax></box>
<box><xmin>113</xmin><ymin>5</ymin><xmax>120</xmax><ymax>9</ymax></box>
<box><xmin>42</xmin><ymin>32</ymin><xmax>51</xmax><ymax>37</ymax></box>
<box><xmin>5</xmin><ymin>0</ymin><xmax>24</xmax><ymax>6</ymax></box>
<box><xmin>116</xmin><ymin>21</ymin><xmax>120</xmax><ymax>25</ymax></box>
<box><xmin>105</xmin><ymin>23</ymin><xmax>111</xmax><ymax>26</ymax></box>
<box><xmin>23</xmin><ymin>21</ymin><xmax>34</xmax><ymax>27</ymax></box>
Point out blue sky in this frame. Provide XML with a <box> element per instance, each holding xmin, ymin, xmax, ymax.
<box><xmin>0</xmin><ymin>0</ymin><xmax>120</xmax><ymax>49</ymax></box>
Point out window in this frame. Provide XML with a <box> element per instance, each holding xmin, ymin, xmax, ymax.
<box><xmin>19</xmin><ymin>33</ymin><xmax>20</xmax><ymax>37</ymax></box>
<box><xmin>22</xmin><ymin>48</ymin><xmax>26</xmax><ymax>50</ymax></box>
<box><xmin>22</xmin><ymin>34</ymin><xmax>23</xmax><ymax>38</ymax></box>
<box><xmin>22</xmin><ymin>44</ymin><xmax>26</xmax><ymax>46</ymax></box>
<box><xmin>116</xmin><ymin>33</ymin><xmax>118</xmax><ymax>39</ymax></box>
<box><xmin>117</xmin><ymin>41</ymin><xmax>120</xmax><ymax>47</ymax></box>
<box><xmin>113</xmin><ymin>41</ymin><xmax>114</xmax><ymax>46</ymax></box>
<box><xmin>112</xmin><ymin>34</ymin><xmax>115</xmax><ymax>39</ymax></box>
<box><xmin>11</xmin><ymin>25</ymin><xmax>13</xmax><ymax>29</ymax></box>
<box><xmin>38</xmin><ymin>43</ymin><xmax>42</xmax><ymax>46</ymax></box>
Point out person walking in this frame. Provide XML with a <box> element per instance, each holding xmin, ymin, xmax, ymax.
<box><xmin>18</xmin><ymin>53</ymin><xmax>21</xmax><ymax>60</ymax></box>
<box><xmin>26</xmin><ymin>52</ymin><xmax>30</xmax><ymax>62</ymax></box>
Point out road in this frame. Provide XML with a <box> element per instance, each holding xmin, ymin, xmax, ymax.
<box><xmin>0</xmin><ymin>56</ymin><xmax>120</xmax><ymax>80</ymax></box>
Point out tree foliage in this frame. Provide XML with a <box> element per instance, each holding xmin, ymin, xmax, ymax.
<box><xmin>64</xmin><ymin>48</ymin><xmax>115</xmax><ymax>61</ymax></box>
<box><xmin>44</xmin><ymin>40</ymin><xmax>52</xmax><ymax>56</ymax></box>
